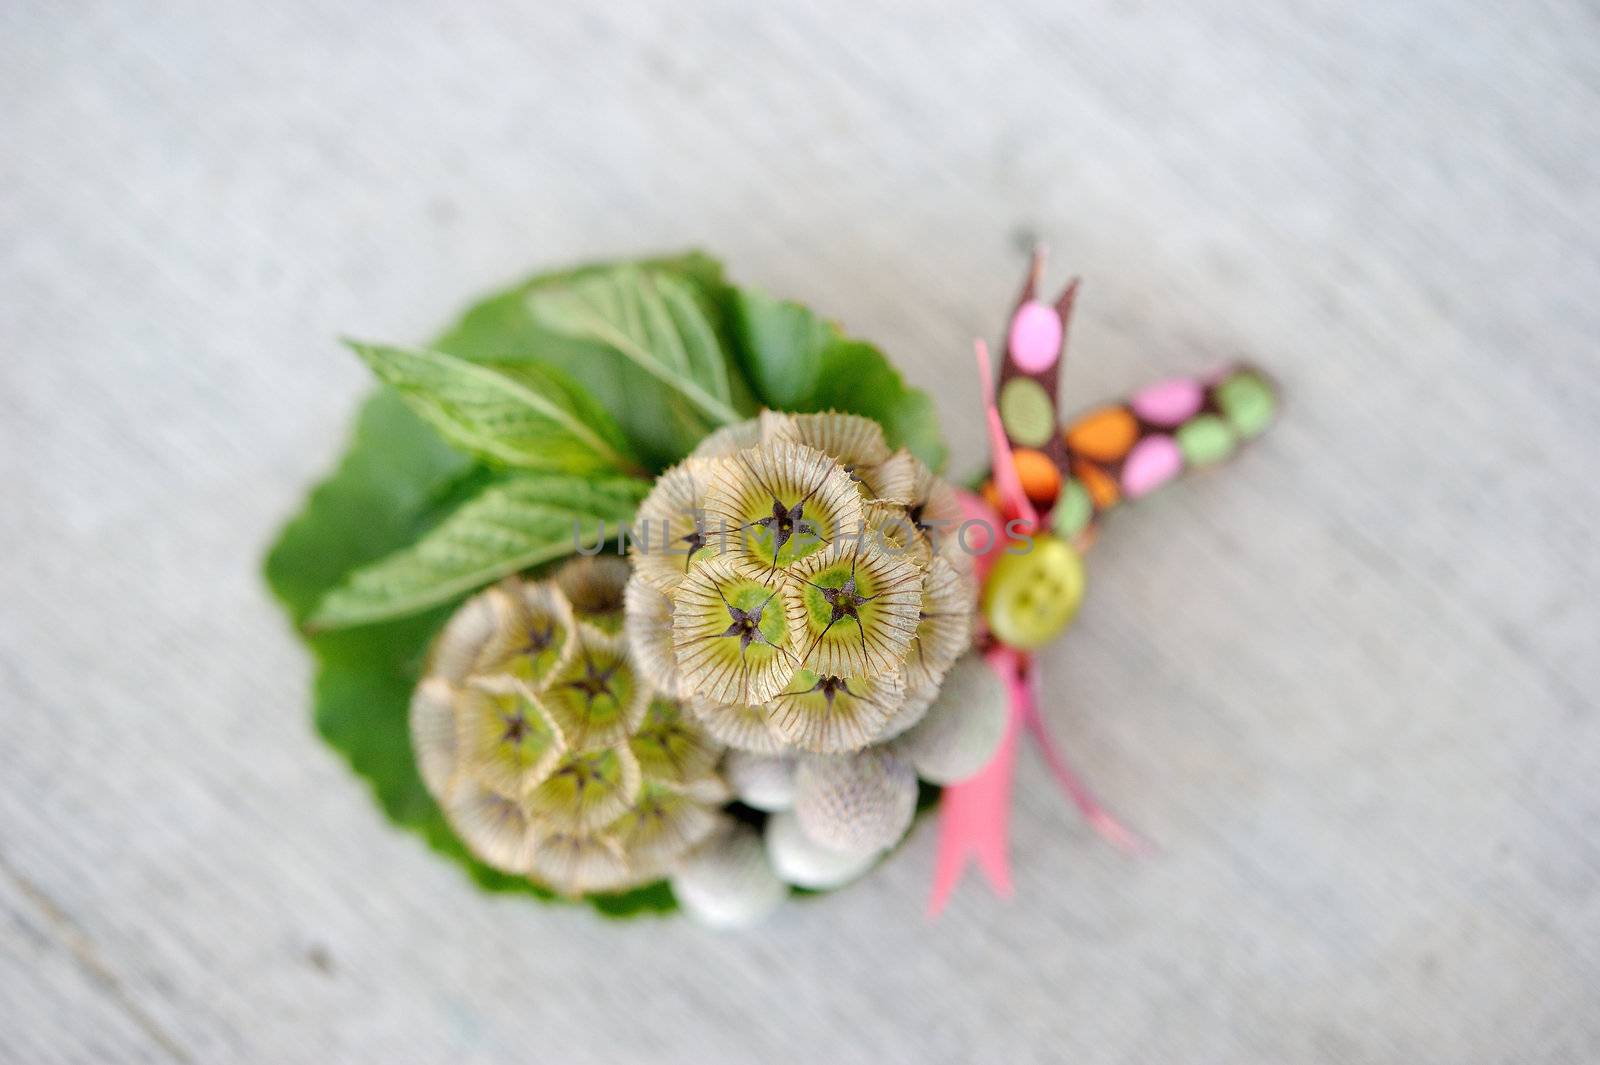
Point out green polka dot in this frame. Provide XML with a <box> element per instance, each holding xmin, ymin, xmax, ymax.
<box><xmin>998</xmin><ymin>377</ymin><xmax>1055</xmax><ymax>447</ymax></box>
<box><xmin>1176</xmin><ymin>414</ymin><xmax>1236</xmax><ymax>466</ymax></box>
<box><xmin>1054</xmin><ymin>479</ymin><xmax>1093</xmax><ymax>537</ymax></box>
<box><xmin>1215</xmin><ymin>372</ymin><xmax>1275</xmax><ymax>438</ymax></box>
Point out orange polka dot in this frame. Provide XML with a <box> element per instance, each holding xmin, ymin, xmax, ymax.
<box><xmin>1072</xmin><ymin>460</ymin><xmax>1120</xmax><ymax>510</ymax></box>
<box><xmin>983</xmin><ymin>452</ymin><xmax>1063</xmax><ymax>513</ymax></box>
<box><xmin>1065</xmin><ymin>406</ymin><xmax>1138</xmax><ymax>462</ymax></box>
<box><xmin>1011</xmin><ymin>448</ymin><xmax>1062</xmax><ymax>508</ymax></box>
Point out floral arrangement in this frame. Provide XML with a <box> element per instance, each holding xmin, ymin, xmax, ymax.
<box><xmin>265</xmin><ymin>250</ymin><xmax>1275</xmax><ymax>925</ymax></box>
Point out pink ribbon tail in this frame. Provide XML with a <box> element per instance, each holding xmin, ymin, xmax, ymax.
<box><xmin>1020</xmin><ymin>662</ymin><xmax>1151</xmax><ymax>855</ymax></box>
<box><xmin>927</xmin><ymin>647</ymin><xmax>1027</xmax><ymax>917</ymax></box>
<box><xmin>927</xmin><ymin>654</ymin><xmax>1153</xmax><ymax>916</ymax></box>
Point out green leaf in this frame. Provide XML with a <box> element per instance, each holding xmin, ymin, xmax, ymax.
<box><xmin>346</xmin><ymin>341</ymin><xmax>643</xmax><ymax>476</ymax></box>
<box><xmin>731</xmin><ymin>289</ymin><xmax>832</xmax><ymax>409</ymax></box>
<box><xmin>588</xmin><ymin>880</ymin><xmax>679</xmax><ymax>918</ymax></box>
<box><xmin>731</xmin><ymin>289</ymin><xmax>948</xmax><ymax>470</ymax></box>
<box><xmin>309</xmin><ymin>472</ymin><xmax>648</xmax><ymax>630</ymax></box>
<box><xmin>657</xmin><ymin>273</ymin><xmax>736</xmax><ymax>409</ymax></box>
<box><xmin>265</xmin><ymin>389</ymin><xmax>476</xmax><ymax>625</ymax></box>
<box><xmin>434</xmin><ymin>252</ymin><xmax>747</xmax><ymax>470</ymax></box>
<box><xmin>528</xmin><ymin>265</ymin><xmax>746</xmax><ymax>428</ymax></box>
<box><xmin>814</xmin><ymin>339</ymin><xmax>946</xmax><ymax>472</ymax></box>
<box><xmin>263</xmin><ymin>392</ymin><xmax>549</xmax><ymax>894</ymax></box>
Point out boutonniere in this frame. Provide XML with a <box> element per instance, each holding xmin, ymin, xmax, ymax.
<box><xmin>266</xmin><ymin>249</ymin><xmax>1275</xmax><ymax>926</ymax></box>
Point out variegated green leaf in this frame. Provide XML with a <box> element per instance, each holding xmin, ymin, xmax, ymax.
<box><xmin>309</xmin><ymin>472</ymin><xmax>648</xmax><ymax>629</ymax></box>
<box><xmin>527</xmin><ymin>266</ymin><xmax>744</xmax><ymax>427</ymax></box>
<box><xmin>731</xmin><ymin>289</ymin><xmax>947</xmax><ymax>470</ymax></box>
<box><xmin>347</xmin><ymin>342</ymin><xmax>643</xmax><ymax>476</ymax></box>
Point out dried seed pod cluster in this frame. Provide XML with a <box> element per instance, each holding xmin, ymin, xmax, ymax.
<box><xmin>410</xmin><ymin>556</ymin><xmax>728</xmax><ymax>896</ymax></box>
<box><xmin>627</xmin><ymin>411</ymin><xmax>976</xmax><ymax>756</ymax></box>
<box><xmin>625</xmin><ymin>412</ymin><xmax>984</xmax><ymax>919</ymax></box>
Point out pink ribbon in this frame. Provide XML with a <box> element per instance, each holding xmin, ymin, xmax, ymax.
<box><xmin>927</xmin><ymin>646</ymin><xmax>1025</xmax><ymax>914</ymax></box>
<box><xmin>973</xmin><ymin>339</ymin><xmax>1038</xmax><ymax>532</ymax></box>
<box><xmin>927</xmin><ymin>649</ymin><xmax>1147</xmax><ymax>916</ymax></box>
<box><xmin>1020</xmin><ymin>664</ymin><xmax>1150</xmax><ymax>857</ymax></box>
<box><xmin>926</xmin><ymin>339</ymin><xmax>1146</xmax><ymax>915</ymax></box>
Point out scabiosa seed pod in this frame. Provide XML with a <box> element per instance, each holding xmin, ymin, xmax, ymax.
<box><xmin>688</xmin><ymin>695</ymin><xmax>788</xmax><ymax>754</ymax></box>
<box><xmin>671</xmin><ymin>556</ymin><xmax>800</xmax><ymax>707</ymax></box>
<box><xmin>409</xmin><ymin>561</ymin><xmax>727</xmax><ymax>897</ymax></box>
<box><xmin>629</xmin><ymin>459</ymin><xmax>717</xmax><ymax>594</ymax></box>
<box><xmin>766</xmin><ymin>667</ymin><xmax>907</xmax><ymax>752</ymax></box>
<box><xmin>903</xmin><ymin>556</ymin><xmax>973</xmax><ymax>693</ymax></box>
<box><xmin>536</xmin><ymin>627</ymin><xmax>646</xmax><ymax>751</ymax></box>
<box><xmin>553</xmin><ymin>555</ymin><xmax>631</xmax><ymax>633</ymax></box>
<box><xmin>689</xmin><ymin>419</ymin><xmax>763</xmax><ymax>461</ymax></box>
<box><xmin>623</xmin><ymin>573</ymin><xmax>681</xmax><ymax>697</ymax></box>
<box><xmin>626</xmin><ymin>412</ymin><xmax>976</xmax><ymax>765</ymax></box>
<box><xmin>629</xmin><ymin>695</ymin><xmax>723</xmax><ymax>786</ymax></box>
<box><xmin>454</xmin><ymin>676</ymin><xmax>564</xmax><ymax>798</ymax></box>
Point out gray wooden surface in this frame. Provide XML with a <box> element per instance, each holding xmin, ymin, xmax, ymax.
<box><xmin>4</xmin><ymin>2</ymin><xmax>1597</xmax><ymax>1063</ymax></box>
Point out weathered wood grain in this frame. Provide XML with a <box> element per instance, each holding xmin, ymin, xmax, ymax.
<box><xmin>2</xmin><ymin>1</ymin><xmax>1596</xmax><ymax>1062</ymax></box>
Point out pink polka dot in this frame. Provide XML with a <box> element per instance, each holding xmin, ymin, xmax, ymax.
<box><xmin>1131</xmin><ymin>378</ymin><xmax>1203</xmax><ymax>426</ymax></box>
<box><xmin>1008</xmin><ymin>301</ymin><xmax>1062</xmax><ymax>373</ymax></box>
<box><xmin>1121</xmin><ymin>435</ymin><xmax>1183</xmax><ymax>497</ymax></box>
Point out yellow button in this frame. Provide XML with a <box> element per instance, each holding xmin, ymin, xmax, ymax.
<box><xmin>982</xmin><ymin>534</ymin><xmax>1085</xmax><ymax>650</ymax></box>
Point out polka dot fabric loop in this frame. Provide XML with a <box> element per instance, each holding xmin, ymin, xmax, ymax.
<box><xmin>982</xmin><ymin>250</ymin><xmax>1278</xmax><ymax>546</ymax></box>
<box><xmin>983</xmin><ymin>365</ymin><xmax>1277</xmax><ymax>546</ymax></box>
